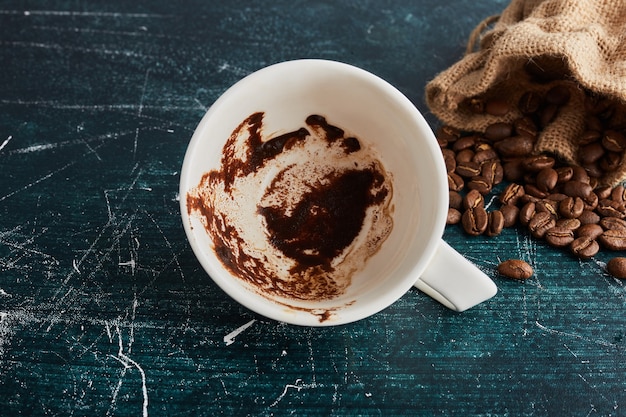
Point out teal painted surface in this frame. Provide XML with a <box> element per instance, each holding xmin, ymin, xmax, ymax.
<box><xmin>0</xmin><ymin>1</ymin><xmax>624</xmax><ymax>416</ymax></box>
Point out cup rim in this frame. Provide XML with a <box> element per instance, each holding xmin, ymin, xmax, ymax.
<box><xmin>179</xmin><ymin>59</ymin><xmax>448</xmax><ymax>326</ymax></box>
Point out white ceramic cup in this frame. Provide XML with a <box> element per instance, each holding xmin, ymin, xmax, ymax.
<box><xmin>179</xmin><ymin>59</ymin><xmax>497</xmax><ymax>326</ymax></box>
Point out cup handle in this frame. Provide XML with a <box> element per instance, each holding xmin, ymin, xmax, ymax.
<box><xmin>413</xmin><ymin>240</ymin><xmax>497</xmax><ymax>312</ymax></box>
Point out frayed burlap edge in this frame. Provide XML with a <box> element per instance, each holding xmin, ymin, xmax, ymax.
<box><xmin>425</xmin><ymin>0</ymin><xmax>626</xmax><ymax>186</ymax></box>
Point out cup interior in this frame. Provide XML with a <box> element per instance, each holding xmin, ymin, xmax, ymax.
<box><xmin>180</xmin><ymin>60</ymin><xmax>448</xmax><ymax>326</ymax></box>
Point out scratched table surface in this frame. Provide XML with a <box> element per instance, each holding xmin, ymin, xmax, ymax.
<box><xmin>1</xmin><ymin>1</ymin><xmax>625</xmax><ymax>416</ymax></box>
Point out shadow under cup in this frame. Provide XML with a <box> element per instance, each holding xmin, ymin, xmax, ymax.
<box><xmin>180</xmin><ymin>59</ymin><xmax>448</xmax><ymax>326</ymax></box>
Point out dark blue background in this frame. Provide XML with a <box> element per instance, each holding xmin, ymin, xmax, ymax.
<box><xmin>1</xmin><ymin>1</ymin><xmax>624</xmax><ymax>416</ymax></box>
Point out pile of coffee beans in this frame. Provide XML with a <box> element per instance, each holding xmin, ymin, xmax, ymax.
<box><xmin>439</xmin><ymin>85</ymin><xmax>626</xmax><ymax>278</ymax></box>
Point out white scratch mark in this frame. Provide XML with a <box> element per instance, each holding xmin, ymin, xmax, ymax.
<box><xmin>144</xmin><ymin>211</ymin><xmax>185</xmax><ymax>282</ymax></box>
<box><xmin>108</xmin><ymin>323</ymin><xmax>149</xmax><ymax>417</ymax></box>
<box><xmin>0</xmin><ymin>135</ymin><xmax>12</xmax><ymax>151</ymax></box>
<box><xmin>0</xmin><ymin>311</ymin><xmax>11</xmax><ymax>357</ymax></box>
<box><xmin>535</xmin><ymin>321</ymin><xmax>618</xmax><ymax>348</ymax></box>
<box><xmin>133</xmin><ymin>69</ymin><xmax>150</xmax><ymax>160</ymax></box>
<box><xmin>6</xmin><ymin>130</ymin><xmax>120</xmax><ymax>155</ymax></box>
<box><xmin>115</xmin><ymin>354</ymin><xmax>148</xmax><ymax>417</ymax></box>
<box><xmin>193</xmin><ymin>98</ymin><xmax>207</xmax><ymax>111</ymax></box>
<box><xmin>0</xmin><ymin>99</ymin><xmax>202</xmax><ymax>113</ymax></box>
<box><xmin>0</xmin><ymin>9</ymin><xmax>173</xmax><ymax>18</ymax></box>
<box><xmin>118</xmin><ymin>259</ymin><xmax>136</xmax><ymax>275</ymax></box>
<box><xmin>72</xmin><ymin>259</ymin><xmax>81</xmax><ymax>274</ymax></box>
<box><xmin>223</xmin><ymin>319</ymin><xmax>256</xmax><ymax>346</ymax></box>
<box><xmin>105</xmin><ymin>321</ymin><xmax>112</xmax><ymax>343</ymax></box>
<box><xmin>0</xmin><ymin>164</ymin><xmax>69</xmax><ymax>203</ymax></box>
<box><xmin>1</xmin><ymin>40</ymin><xmax>157</xmax><ymax>60</ymax></box>
<box><xmin>484</xmin><ymin>194</ymin><xmax>499</xmax><ymax>210</ymax></box>
<box><xmin>80</xmin><ymin>138</ymin><xmax>102</xmax><ymax>161</ymax></box>
<box><xmin>270</xmin><ymin>379</ymin><xmax>319</xmax><ymax>408</ymax></box>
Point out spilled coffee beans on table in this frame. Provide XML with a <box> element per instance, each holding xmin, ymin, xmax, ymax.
<box><xmin>440</xmin><ymin>86</ymin><xmax>626</xmax><ymax>278</ymax></box>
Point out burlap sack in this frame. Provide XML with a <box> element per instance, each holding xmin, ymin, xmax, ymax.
<box><xmin>425</xmin><ymin>0</ymin><xmax>626</xmax><ymax>186</ymax></box>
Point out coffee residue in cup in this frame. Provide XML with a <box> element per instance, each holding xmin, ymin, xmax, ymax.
<box><xmin>186</xmin><ymin>112</ymin><xmax>394</xmax><ymax>301</ymax></box>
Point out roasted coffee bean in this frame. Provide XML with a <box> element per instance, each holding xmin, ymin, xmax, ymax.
<box><xmin>556</xmin><ymin>218</ymin><xmax>581</xmax><ymax>231</ymax></box>
<box><xmin>456</xmin><ymin>161</ymin><xmax>482</xmax><ymax>178</ymax></box>
<box><xmin>485</xmin><ymin>98</ymin><xmax>510</xmax><ymax>116</ymax></box>
<box><xmin>555</xmin><ymin>166</ymin><xmax>574</xmax><ymax>184</ymax></box>
<box><xmin>494</xmin><ymin>136</ymin><xmax>534</xmax><ymax>157</ymax></box>
<box><xmin>558</xmin><ymin>196</ymin><xmax>585</xmax><ymax>219</ymax></box>
<box><xmin>583</xmin><ymin>161</ymin><xmax>603</xmax><ymax>178</ymax></box>
<box><xmin>582</xmin><ymin>192</ymin><xmax>599</xmax><ymax>211</ymax></box>
<box><xmin>456</xmin><ymin>148</ymin><xmax>475</xmax><ymax>163</ymax></box>
<box><xmin>442</xmin><ymin>149</ymin><xmax>457</xmax><ymax>173</ymax></box>
<box><xmin>462</xmin><ymin>189</ymin><xmax>484</xmax><ymax>210</ymax></box>
<box><xmin>528</xmin><ymin>211</ymin><xmax>556</xmax><ymax>238</ymax></box>
<box><xmin>599</xmin><ymin>151</ymin><xmax>621</xmax><ymax>172</ymax></box>
<box><xmin>474</xmin><ymin>142</ymin><xmax>493</xmax><ymax>153</ymax></box>
<box><xmin>536</xmin><ymin>167</ymin><xmax>558</xmax><ymax>192</ymax></box>
<box><xmin>579</xmin><ymin>142</ymin><xmax>605</xmax><ymax>165</ymax></box>
<box><xmin>578</xmin><ymin>209</ymin><xmax>601</xmax><ymax>225</ymax></box>
<box><xmin>449</xmin><ymin>191</ymin><xmax>463</xmax><ymax>210</ymax></box>
<box><xmin>606</xmin><ymin>257</ymin><xmax>626</xmax><ymax>279</ymax></box>
<box><xmin>481</xmin><ymin>160</ymin><xmax>504</xmax><ymax>185</ymax></box>
<box><xmin>447</xmin><ymin>208</ymin><xmax>462</xmax><ymax>225</ymax></box>
<box><xmin>500</xmin><ymin>183</ymin><xmax>525</xmax><ymax>205</ymax></box>
<box><xmin>545</xmin><ymin>226</ymin><xmax>575</xmax><ymax>247</ymax></box>
<box><xmin>519</xmin><ymin>202</ymin><xmax>537</xmax><ymax>226</ymax></box>
<box><xmin>594</xmin><ymin>185</ymin><xmax>626</xmax><ymax>202</ymax></box>
<box><xmin>602</xmin><ymin>130</ymin><xmax>626</xmax><ymax>152</ymax></box>
<box><xmin>579</xmin><ymin>129</ymin><xmax>602</xmax><ymax>146</ymax></box>
<box><xmin>467</xmin><ymin>176</ymin><xmax>492</xmax><ymax>195</ymax></box>
<box><xmin>497</xmin><ymin>259</ymin><xmax>534</xmax><ymax>280</ymax></box>
<box><xmin>540</xmin><ymin>103</ymin><xmax>559</xmax><ymax>127</ymax></box>
<box><xmin>453</xmin><ymin>135</ymin><xmax>478</xmax><ymax>152</ymax></box>
<box><xmin>437</xmin><ymin>125</ymin><xmax>461</xmax><ymax>144</ymax></box>
<box><xmin>546</xmin><ymin>193</ymin><xmax>568</xmax><ymax>202</ymax></box>
<box><xmin>524</xmin><ymin>184</ymin><xmax>549</xmax><ymax>199</ymax></box>
<box><xmin>570</xmin><ymin>166</ymin><xmax>590</xmax><ymax>183</ymax></box>
<box><xmin>596</xmin><ymin>199</ymin><xmax>626</xmax><ymax>219</ymax></box>
<box><xmin>448</xmin><ymin>172</ymin><xmax>464</xmax><ymax>192</ymax></box>
<box><xmin>600</xmin><ymin>217</ymin><xmax>626</xmax><ymax>231</ymax></box>
<box><xmin>519</xmin><ymin>194</ymin><xmax>541</xmax><ymax>205</ymax></box>
<box><xmin>500</xmin><ymin>204</ymin><xmax>519</xmax><ymax>228</ymax></box>
<box><xmin>562</xmin><ymin>180</ymin><xmax>593</xmax><ymax>199</ymax></box>
<box><xmin>599</xmin><ymin>229</ymin><xmax>626</xmax><ymax>250</ymax></box>
<box><xmin>513</xmin><ymin>116</ymin><xmax>538</xmax><ymax>138</ymax></box>
<box><xmin>484</xmin><ymin>122</ymin><xmax>513</xmax><ymax>141</ymax></box>
<box><xmin>462</xmin><ymin>207</ymin><xmax>488</xmax><ymax>236</ymax></box>
<box><xmin>486</xmin><ymin>210</ymin><xmax>505</xmax><ymax>237</ymax></box>
<box><xmin>545</xmin><ymin>84</ymin><xmax>571</xmax><ymax>106</ymax></box>
<box><xmin>576</xmin><ymin>223</ymin><xmax>604</xmax><ymax>239</ymax></box>
<box><xmin>474</xmin><ymin>149</ymin><xmax>499</xmax><ymax>165</ymax></box>
<box><xmin>518</xmin><ymin>91</ymin><xmax>542</xmax><ymax>115</ymax></box>
<box><xmin>536</xmin><ymin>199</ymin><xmax>559</xmax><ymax>217</ymax></box>
<box><xmin>503</xmin><ymin>159</ymin><xmax>525</xmax><ymax>182</ymax></box>
<box><xmin>570</xmin><ymin>237</ymin><xmax>600</xmax><ymax>259</ymax></box>
<box><xmin>610</xmin><ymin>185</ymin><xmax>626</xmax><ymax>202</ymax></box>
<box><xmin>523</xmin><ymin>155</ymin><xmax>555</xmax><ymax>172</ymax></box>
